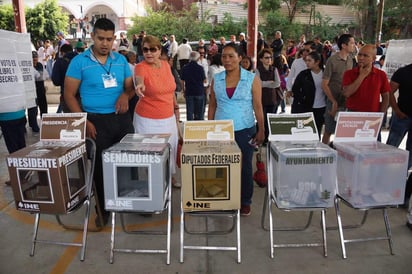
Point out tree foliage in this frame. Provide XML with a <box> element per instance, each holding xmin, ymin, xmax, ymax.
<box><xmin>26</xmin><ymin>0</ymin><xmax>68</xmax><ymax>44</ymax></box>
<box><xmin>0</xmin><ymin>5</ymin><xmax>15</xmax><ymax>31</ymax></box>
<box><xmin>129</xmin><ymin>5</ymin><xmax>246</xmax><ymax>42</ymax></box>
<box><xmin>382</xmin><ymin>0</ymin><xmax>412</xmax><ymax>40</ymax></box>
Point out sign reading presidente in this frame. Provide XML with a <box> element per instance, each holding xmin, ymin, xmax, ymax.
<box><xmin>6</xmin><ymin>113</ymin><xmax>88</xmax><ymax>214</ymax></box>
<box><xmin>267</xmin><ymin>113</ymin><xmax>318</xmax><ymax>141</ymax></box>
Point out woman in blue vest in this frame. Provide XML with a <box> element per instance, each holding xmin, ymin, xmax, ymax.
<box><xmin>208</xmin><ymin>44</ymin><xmax>265</xmax><ymax>216</ymax></box>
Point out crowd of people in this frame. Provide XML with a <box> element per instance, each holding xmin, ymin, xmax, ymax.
<box><xmin>1</xmin><ymin>18</ymin><xmax>411</xmax><ymax>226</ymax></box>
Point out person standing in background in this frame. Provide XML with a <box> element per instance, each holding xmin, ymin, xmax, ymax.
<box><xmin>342</xmin><ymin>44</ymin><xmax>390</xmax><ymax>141</ymax></box>
<box><xmin>321</xmin><ymin>34</ymin><xmax>356</xmax><ymax>145</ymax></box>
<box><xmin>208</xmin><ymin>44</ymin><xmax>265</xmax><ymax>216</ymax></box>
<box><xmin>181</xmin><ymin>51</ymin><xmax>206</xmax><ymax>121</ymax></box>
<box><xmin>40</xmin><ymin>40</ymin><xmax>55</xmax><ymax>78</ymax></box>
<box><xmin>52</xmin><ymin>44</ymin><xmax>78</xmax><ymax>113</ymax></box>
<box><xmin>64</xmin><ymin>18</ymin><xmax>135</xmax><ymax>226</ymax></box>
<box><xmin>218</xmin><ymin>36</ymin><xmax>227</xmax><ymax>53</ymax></box>
<box><xmin>270</xmin><ymin>31</ymin><xmax>283</xmax><ymax>59</ymax></box>
<box><xmin>28</xmin><ymin>51</ymin><xmax>48</xmax><ymax>133</ymax></box>
<box><xmin>168</xmin><ymin>34</ymin><xmax>178</xmax><ymax>59</ymax></box>
<box><xmin>255</xmin><ymin>48</ymin><xmax>281</xmax><ymax>144</ymax></box>
<box><xmin>177</xmin><ymin>38</ymin><xmax>192</xmax><ymax>73</ymax></box>
<box><xmin>385</xmin><ymin>63</ymin><xmax>412</xmax><ymax>217</ymax></box>
<box><xmin>119</xmin><ymin>32</ymin><xmax>129</xmax><ymax>48</ymax></box>
<box><xmin>289</xmin><ymin>51</ymin><xmax>326</xmax><ymax>139</ymax></box>
<box><xmin>238</xmin><ymin>32</ymin><xmax>247</xmax><ymax>57</ymax></box>
<box><xmin>134</xmin><ymin>35</ymin><xmax>181</xmax><ymax>188</ymax></box>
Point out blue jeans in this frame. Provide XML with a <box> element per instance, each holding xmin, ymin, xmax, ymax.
<box><xmin>386</xmin><ymin>113</ymin><xmax>412</xmax><ymax>169</ymax></box>
<box><xmin>185</xmin><ymin>95</ymin><xmax>205</xmax><ymax>121</ymax></box>
<box><xmin>235</xmin><ymin>126</ymin><xmax>256</xmax><ymax>206</ymax></box>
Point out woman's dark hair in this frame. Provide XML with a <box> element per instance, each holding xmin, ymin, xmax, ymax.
<box><xmin>307</xmin><ymin>51</ymin><xmax>321</xmax><ymax>63</ymax></box>
<box><xmin>272</xmin><ymin>55</ymin><xmax>283</xmax><ymax>72</ymax></box>
<box><xmin>241</xmin><ymin>55</ymin><xmax>253</xmax><ymax>71</ymax></box>
<box><xmin>222</xmin><ymin>43</ymin><xmax>241</xmax><ymax>55</ymax></box>
<box><xmin>306</xmin><ymin>51</ymin><xmax>323</xmax><ymax>69</ymax></box>
<box><xmin>258</xmin><ymin>48</ymin><xmax>272</xmax><ymax>59</ymax></box>
<box><xmin>210</xmin><ymin>53</ymin><xmax>223</xmax><ymax>67</ymax></box>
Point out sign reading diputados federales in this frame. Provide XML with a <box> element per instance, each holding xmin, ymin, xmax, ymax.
<box><xmin>267</xmin><ymin>112</ymin><xmax>318</xmax><ymax>141</ymax></box>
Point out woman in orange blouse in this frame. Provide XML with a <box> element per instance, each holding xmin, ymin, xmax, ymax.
<box><xmin>134</xmin><ymin>35</ymin><xmax>181</xmax><ymax>187</ymax></box>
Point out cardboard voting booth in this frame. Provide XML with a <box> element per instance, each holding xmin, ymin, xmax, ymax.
<box><xmin>102</xmin><ymin>134</ymin><xmax>171</xmax><ymax>212</ymax></box>
<box><xmin>267</xmin><ymin>113</ymin><xmax>337</xmax><ymax>209</ymax></box>
<box><xmin>181</xmin><ymin>120</ymin><xmax>241</xmax><ymax>211</ymax></box>
<box><xmin>334</xmin><ymin>112</ymin><xmax>409</xmax><ymax>207</ymax></box>
<box><xmin>7</xmin><ymin>113</ymin><xmax>88</xmax><ymax>214</ymax></box>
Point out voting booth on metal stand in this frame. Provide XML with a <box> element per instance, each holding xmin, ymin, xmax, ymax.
<box><xmin>102</xmin><ymin>134</ymin><xmax>172</xmax><ymax>264</ymax></box>
<box><xmin>180</xmin><ymin>120</ymin><xmax>242</xmax><ymax>263</ymax></box>
<box><xmin>7</xmin><ymin>113</ymin><xmax>94</xmax><ymax>261</ymax></box>
<box><xmin>264</xmin><ymin>113</ymin><xmax>337</xmax><ymax>258</ymax></box>
<box><xmin>333</xmin><ymin>112</ymin><xmax>409</xmax><ymax>259</ymax></box>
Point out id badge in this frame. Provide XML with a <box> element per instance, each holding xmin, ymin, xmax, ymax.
<box><xmin>102</xmin><ymin>73</ymin><xmax>118</xmax><ymax>88</ymax></box>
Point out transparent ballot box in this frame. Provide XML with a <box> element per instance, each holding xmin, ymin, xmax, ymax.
<box><xmin>334</xmin><ymin>142</ymin><xmax>409</xmax><ymax>208</ymax></box>
<box><xmin>269</xmin><ymin>141</ymin><xmax>337</xmax><ymax>209</ymax></box>
<box><xmin>103</xmin><ymin>142</ymin><xmax>170</xmax><ymax>212</ymax></box>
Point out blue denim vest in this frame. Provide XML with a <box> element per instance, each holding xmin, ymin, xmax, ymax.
<box><xmin>213</xmin><ymin>68</ymin><xmax>255</xmax><ymax>131</ymax></box>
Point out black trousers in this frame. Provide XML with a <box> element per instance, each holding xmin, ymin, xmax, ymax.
<box><xmin>87</xmin><ymin>112</ymin><xmax>134</xmax><ymax>213</ymax></box>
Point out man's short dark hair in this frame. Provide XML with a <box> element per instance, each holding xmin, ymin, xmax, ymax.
<box><xmin>338</xmin><ymin>34</ymin><xmax>354</xmax><ymax>50</ymax></box>
<box><xmin>93</xmin><ymin>18</ymin><xmax>115</xmax><ymax>33</ymax></box>
<box><xmin>60</xmin><ymin>44</ymin><xmax>73</xmax><ymax>54</ymax></box>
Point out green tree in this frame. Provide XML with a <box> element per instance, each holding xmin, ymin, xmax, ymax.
<box><xmin>382</xmin><ymin>0</ymin><xmax>412</xmax><ymax>40</ymax></box>
<box><xmin>26</xmin><ymin>0</ymin><xmax>68</xmax><ymax>44</ymax></box>
<box><xmin>129</xmin><ymin>5</ymin><xmax>245</xmax><ymax>42</ymax></box>
<box><xmin>0</xmin><ymin>5</ymin><xmax>15</xmax><ymax>31</ymax></box>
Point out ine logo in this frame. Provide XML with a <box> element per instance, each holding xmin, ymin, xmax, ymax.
<box><xmin>17</xmin><ymin>201</ymin><xmax>40</xmax><ymax>211</ymax></box>
<box><xmin>185</xmin><ymin>201</ymin><xmax>211</xmax><ymax>208</ymax></box>
<box><xmin>106</xmin><ymin>199</ymin><xmax>133</xmax><ymax>209</ymax></box>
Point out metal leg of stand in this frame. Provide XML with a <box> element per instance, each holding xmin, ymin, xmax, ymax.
<box><xmin>166</xmin><ymin>184</ymin><xmax>172</xmax><ymax>265</ymax></box>
<box><xmin>236</xmin><ymin>209</ymin><xmax>241</xmax><ymax>263</ymax></box>
<box><xmin>334</xmin><ymin>195</ymin><xmax>394</xmax><ymax>259</ymax></box>
<box><xmin>268</xmin><ymin>194</ymin><xmax>275</xmax><ymax>259</ymax></box>
<box><xmin>109</xmin><ymin>212</ymin><xmax>116</xmax><ymax>264</ymax></box>
<box><xmin>321</xmin><ymin>209</ymin><xmax>327</xmax><ymax>257</ymax></box>
<box><xmin>181</xmin><ymin>208</ymin><xmax>241</xmax><ymax>263</ymax></box>
<box><xmin>184</xmin><ymin>211</ymin><xmax>236</xmax><ymax>235</ymax></box>
<box><xmin>109</xmin><ymin>160</ymin><xmax>172</xmax><ymax>265</ymax></box>
<box><xmin>262</xmin><ymin>186</ymin><xmax>314</xmax><ymax>232</ymax></box>
<box><xmin>80</xmin><ymin>199</ymin><xmax>91</xmax><ymax>261</ymax></box>
<box><xmin>383</xmin><ymin>208</ymin><xmax>394</xmax><ymax>255</ymax></box>
<box><xmin>334</xmin><ymin>195</ymin><xmax>347</xmax><ymax>259</ymax></box>
<box><xmin>180</xmin><ymin>203</ymin><xmax>184</xmax><ymax>263</ymax></box>
<box><xmin>30</xmin><ymin>213</ymin><xmax>40</xmax><ymax>257</ymax></box>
